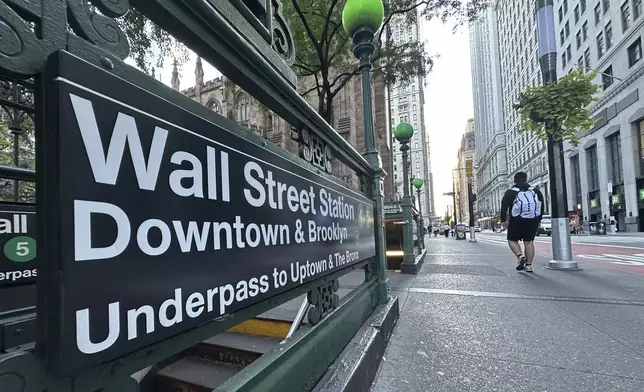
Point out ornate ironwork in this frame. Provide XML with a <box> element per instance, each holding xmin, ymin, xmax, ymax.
<box><xmin>298</xmin><ymin>127</ymin><xmax>333</xmax><ymax>174</ymax></box>
<box><xmin>364</xmin><ymin>258</ymin><xmax>377</xmax><ymax>282</ymax></box>
<box><xmin>307</xmin><ymin>279</ymin><xmax>340</xmax><ymax>325</ymax></box>
<box><xmin>0</xmin><ymin>0</ymin><xmax>130</xmax><ymax>76</ymax></box>
<box><xmin>271</xmin><ymin>0</ymin><xmax>295</xmax><ymax>65</ymax></box>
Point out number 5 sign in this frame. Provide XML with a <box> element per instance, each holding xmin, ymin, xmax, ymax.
<box><xmin>0</xmin><ymin>202</ymin><xmax>37</xmax><ymax>286</ymax></box>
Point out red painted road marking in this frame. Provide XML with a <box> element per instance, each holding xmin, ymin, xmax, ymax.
<box><xmin>531</xmin><ymin>241</ymin><xmax>644</xmax><ymax>275</ymax></box>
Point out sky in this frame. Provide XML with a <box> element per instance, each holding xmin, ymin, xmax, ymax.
<box><xmin>421</xmin><ymin>20</ymin><xmax>474</xmax><ymax>218</ymax></box>
<box><xmin>146</xmin><ymin>17</ymin><xmax>475</xmax><ymax>219</ymax></box>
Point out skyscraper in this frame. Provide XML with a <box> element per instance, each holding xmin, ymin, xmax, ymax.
<box><xmin>556</xmin><ymin>0</ymin><xmax>644</xmax><ymax>232</ymax></box>
<box><xmin>388</xmin><ymin>12</ymin><xmax>435</xmax><ymax>222</ymax></box>
<box><xmin>496</xmin><ymin>0</ymin><xmax>552</xmax><ymax>211</ymax></box>
<box><xmin>469</xmin><ymin>6</ymin><xmax>508</xmax><ymax>228</ymax></box>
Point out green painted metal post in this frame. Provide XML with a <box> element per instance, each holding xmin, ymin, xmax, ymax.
<box><xmin>343</xmin><ymin>0</ymin><xmax>388</xmax><ymax>302</ymax></box>
<box><xmin>412</xmin><ymin>177</ymin><xmax>425</xmax><ymax>252</ymax></box>
<box><xmin>394</xmin><ymin>124</ymin><xmax>415</xmax><ymax>267</ymax></box>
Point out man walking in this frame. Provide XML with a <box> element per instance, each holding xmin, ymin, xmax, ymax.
<box><xmin>500</xmin><ymin>172</ymin><xmax>545</xmax><ymax>272</ymax></box>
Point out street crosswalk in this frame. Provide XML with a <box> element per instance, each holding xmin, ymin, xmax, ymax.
<box><xmin>473</xmin><ymin>235</ymin><xmax>644</xmax><ymax>266</ymax></box>
<box><xmin>476</xmin><ymin>234</ymin><xmax>643</xmax><ymax>245</ymax></box>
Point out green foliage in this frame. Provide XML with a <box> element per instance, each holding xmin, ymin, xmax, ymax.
<box><xmin>513</xmin><ymin>68</ymin><xmax>600</xmax><ymax>146</ymax></box>
<box><xmin>0</xmin><ymin>110</ymin><xmax>36</xmax><ymax>202</ymax></box>
<box><xmin>117</xmin><ymin>10</ymin><xmax>190</xmax><ymax>73</ymax></box>
<box><xmin>284</xmin><ymin>0</ymin><xmax>488</xmax><ymax>120</ymax></box>
<box><xmin>115</xmin><ymin>2</ymin><xmax>486</xmax><ymax>122</ymax></box>
<box><xmin>443</xmin><ymin>213</ymin><xmax>451</xmax><ymax>224</ymax></box>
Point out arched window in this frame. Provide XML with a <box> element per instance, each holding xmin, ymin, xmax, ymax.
<box><xmin>206</xmin><ymin>99</ymin><xmax>221</xmax><ymax>114</ymax></box>
<box><xmin>235</xmin><ymin>94</ymin><xmax>250</xmax><ymax>122</ymax></box>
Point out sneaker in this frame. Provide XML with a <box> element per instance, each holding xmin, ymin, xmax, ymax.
<box><xmin>524</xmin><ymin>264</ymin><xmax>533</xmax><ymax>273</ymax></box>
<box><xmin>516</xmin><ymin>256</ymin><xmax>527</xmax><ymax>271</ymax></box>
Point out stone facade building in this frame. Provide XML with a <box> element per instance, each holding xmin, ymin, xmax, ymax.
<box><xmin>173</xmin><ymin>58</ymin><xmax>394</xmax><ymax>200</ymax></box>
<box><xmin>496</xmin><ymin>0</ymin><xmax>552</xmax><ymax>212</ymax></box>
<box><xmin>469</xmin><ymin>7</ymin><xmax>508</xmax><ymax>228</ymax></box>
<box><xmin>388</xmin><ymin>12</ymin><xmax>435</xmax><ymax>222</ymax></box>
<box><xmin>556</xmin><ymin>0</ymin><xmax>644</xmax><ymax>232</ymax></box>
<box><xmin>454</xmin><ymin>119</ymin><xmax>477</xmax><ymax>225</ymax></box>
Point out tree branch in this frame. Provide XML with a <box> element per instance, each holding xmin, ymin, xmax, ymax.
<box><xmin>290</xmin><ymin>0</ymin><xmax>324</xmax><ymax>62</ymax></box>
<box><xmin>329</xmin><ymin>69</ymin><xmax>361</xmax><ymax>98</ymax></box>
<box><xmin>321</xmin><ymin>0</ymin><xmax>341</xmax><ymax>60</ymax></box>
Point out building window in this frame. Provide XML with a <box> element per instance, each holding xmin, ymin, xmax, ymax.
<box><xmin>595</xmin><ymin>3</ymin><xmax>602</xmax><ymax>24</ymax></box>
<box><xmin>562</xmin><ymin>52</ymin><xmax>568</xmax><ymax>67</ymax></box>
<box><xmin>576</xmin><ymin>30</ymin><xmax>582</xmax><ymax>48</ymax></box>
<box><xmin>565</xmin><ymin>21</ymin><xmax>570</xmax><ymax>37</ymax></box>
<box><xmin>578</xmin><ymin>56</ymin><xmax>583</xmax><ymax>67</ymax></box>
<box><xmin>566</xmin><ymin>45</ymin><xmax>572</xmax><ymax>61</ymax></box>
<box><xmin>206</xmin><ymin>99</ymin><xmax>221</xmax><ymax>114</ymax></box>
<box><xmin>608</xmin><ymin>133</ymin><xmax>624</xmax><ymax>184</ymax></box>
<box><xmin>605</xmin><ymin>22</ymin><xmax>613</xmax><ymax>49</ymax></box>
<box><xmin>582</xmin><ymin>21</ymin><xmax>588</xmax><ymax>40</ymax></box>
<box><xmin>235</xmin><ymin>93</ymin><xmax>250</xmax><ymax>122</ymax></box>
<box><xmin>559</xmin><ymin>6</ymin><xmax>564</xmax><ymax>22</ymax></box>
<box><xmin>636</xmin><ymin>0</ymin><xmax>643</xmax><ymax>19</ymax></box>
<box><xmin>622</xmin><ymin>1</ymin><xmax>632</xmax><ymax>31</ymax></box>
<box><xmin>602</xmin><ymin>0</ymin><xmax>610</xmax><ymax>13</ymax></box>
<box><xmin>584</xmin><ymin>48</ymin><xmax>591</xmax><ymax>69</ymax></box>
<box><xmin>597</xmin><ymin>33</ymin><xmax>605</xmax><ymax>58</ymax></box>
<box><xmin>575</xmin><ymin>4</ymin><xmax>580</xmax><ymax>22</ymax></box>
<box><xmin>564</xmin><ymin>0</ymin><xmax>569</xmax><ymax>12</ymax></box>
<box><xmin>628</xmin><ymin>38</ymin><xmax>642</xmax><ymax>67</ymax></box>
<box><xmin>602</xmin><ymin>65</ymin><xmax>614</xmax><ymax>89</ymax></box>
<box><xmin>581</xmin><ymin>0</ymin><xmax>587</xmax><ymax>13</ymax></box>
<box><xmin>560</xmin><ymin>29</ymin><xmax>565</xmax><ymax>45</ymax></box>
<box><xmin>587</xmin><ymin>146</ymin><xmax>599</xmax><ymax>191</ymax></box>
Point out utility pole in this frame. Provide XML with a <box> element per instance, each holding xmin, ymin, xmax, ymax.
<box><xmin>535</xmin><ymin>0</ymin><xmax>579</xmax><ymax>270</ymax></box>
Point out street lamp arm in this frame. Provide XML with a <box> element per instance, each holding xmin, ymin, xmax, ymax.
<box><xmin>575</xmin><ymin>64</ymin><xmax>624</xmax><ymax>82</ymax></box>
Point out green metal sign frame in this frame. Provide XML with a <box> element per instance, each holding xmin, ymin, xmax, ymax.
<box><xmin>0</xmin><ymin>0</ymin><xmax>392</xmax><ymax>390</ymax></box>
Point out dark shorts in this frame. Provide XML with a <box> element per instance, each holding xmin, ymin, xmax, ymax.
<box><xmin>507</xmin><ymin>218</ymin><xmax>539</xmax><ymax>242</ymax></box>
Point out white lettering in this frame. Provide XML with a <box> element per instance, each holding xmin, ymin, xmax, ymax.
<box><xmin>76</xmin><ymin>302</ymin><xmax>120</xmax><ymax>354</ymax></box>
<box><xmin>70</xmin><ymin>94</ymin><xmax>167</xmax><ymax>190</ymax></box>
<box><xmin>137</xmin><ymin>219</ymin><xmax>171</xmax><ymax>256</ymax></box>
<box><xmin>169</xmin><ymin>151</ymin><xmax>204</xmax><ymax>198</ymax></box>
<box><xmin>74</xmin><ymin>200</ymin><xmax>131</xmax><ymax>261</ymax></box>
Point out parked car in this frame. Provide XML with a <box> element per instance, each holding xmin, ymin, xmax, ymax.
<box><xmin>474</xmin><ymin>226</ymin><xmax>481</xmax><ymax>232</ymax></box>
<box><xmin>537</xmin><ymin>215</ymin><xmax>552</xmax><ymax>236</ymax></box>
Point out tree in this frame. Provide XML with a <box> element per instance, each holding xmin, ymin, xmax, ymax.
<box><xmin>0</xmin><ymin>110</ymin><xmax>36</xmax><ymax>202</ymax></box>
<box><xmin>284</xmin><ymin>0</ymin><xmax>488</xmax><ymax>122</ymax></box>
<box><xmin>117</xmin><ymin>11</ymin><xmax>190</xmax><ymax>73</ymax></box>
<box><xmin>119</xmin><ymin>2</ymin><xmax>487</xmax><ymax>122</ymax></box>
<box><xmin>513</xmin><ymin>68</ymin><xmax>600</xmax><ymax>146</ymax></box>
<box><xmin>443</xmin><ymin>213</ymin><xmax>451</xmax><ymax>225</ymax></box>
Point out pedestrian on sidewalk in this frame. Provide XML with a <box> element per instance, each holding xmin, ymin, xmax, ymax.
<box><xmin>500</xmin><ymin>172</ymin><xmax>545</xmax><ymax>273</ymax></box>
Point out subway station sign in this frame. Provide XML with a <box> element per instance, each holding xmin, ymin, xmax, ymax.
<box><xmin>40</xmin><ymin>51</ymin><xmax>375</xmax><ymax>374</ymax></box>
<box><xmin>0</xmin><ymin>203</ymin><xmax>37</xmax><ymax>287</ymax></box>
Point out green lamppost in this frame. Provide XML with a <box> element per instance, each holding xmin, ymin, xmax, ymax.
<box><xmin>343</xmin><ymin>0</ymin><xmax>388</xmax><ymax>301</ymax></box>
<box><xmin>412</xmin><ymin>177</ymin><xmax>425</xmax><ymax>251</ymax></box>
<box><xmin>394</xmin><ymin>123</ymin><xmax>416</xmax><ymax>268</ymax></box>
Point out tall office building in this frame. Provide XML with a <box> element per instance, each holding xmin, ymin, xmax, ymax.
<box><xmin>388</xmin><ymin>13</ymin><xmax>435</xmax><ymax>222</ymax></box>
<box><xmin>557</xmin><ymin>0</ymin><xmax>644</xmax><ymax>232</ymax></box>
<box><xmin>454</xmin><ymin>119</ymin><xmax>477</xmax><ymax>224</ymax></box>
<box><xmin>496</xmin><ymin>0</ymin><xmax>552</xmax><ymax>211</ymax></box>
<box><xmin>469</xmin><ymin>7</ymin><xmax>508</xmax><ymax>228</ymax></box>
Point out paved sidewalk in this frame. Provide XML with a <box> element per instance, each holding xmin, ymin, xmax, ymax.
<box><xmin>370</xmin><ymin>236</ymin><xmax>644</xmax><ymax>392</ymax></box>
